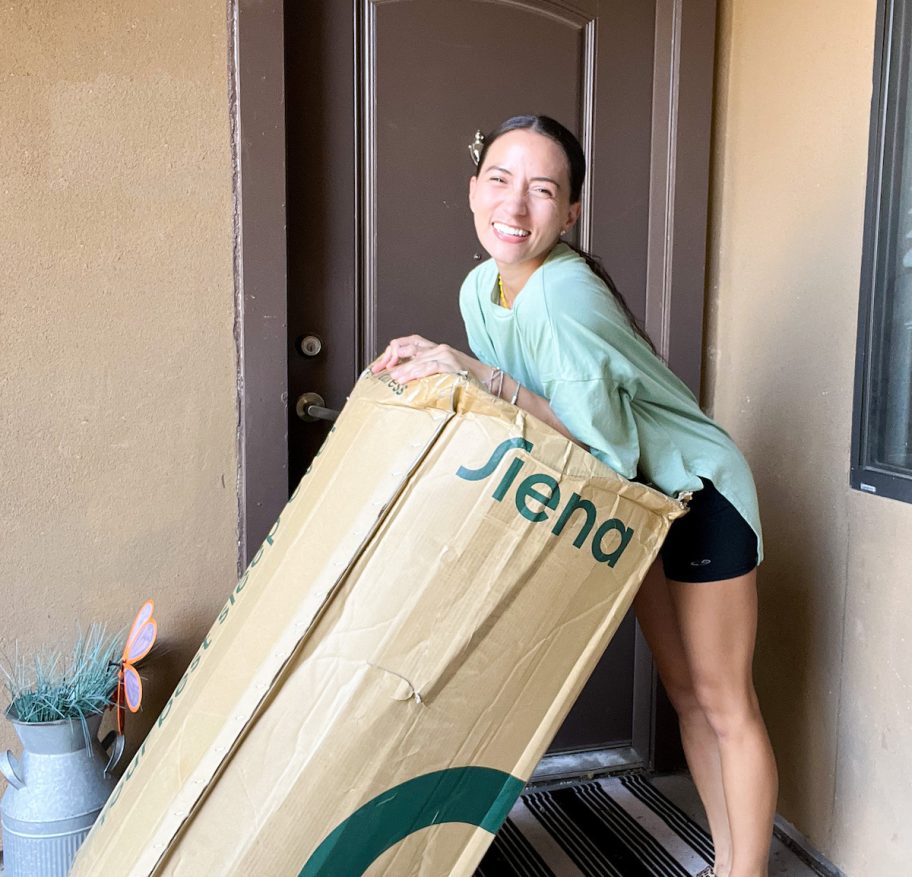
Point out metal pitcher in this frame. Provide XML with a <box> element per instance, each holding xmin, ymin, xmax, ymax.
<box><xmin>1</xmin><ymin>711</ymin><xmax>124</xmax><ymax>876</ymax></box>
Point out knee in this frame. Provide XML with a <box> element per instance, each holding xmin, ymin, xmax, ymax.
<box><xmin>691</xmin><ymin>679</ymin><xmax>761</xmax><ymax>739</ymax></box>
<box><xmin>660</xmin><ymin>677</ymin><xmax>703</xmax><ymax>723</ymax></box>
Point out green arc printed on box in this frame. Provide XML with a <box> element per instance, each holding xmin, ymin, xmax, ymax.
<box><xmin>299</xmin><ymin>766</ymin><xmax>524</xmax><ymax>876</ymax></box>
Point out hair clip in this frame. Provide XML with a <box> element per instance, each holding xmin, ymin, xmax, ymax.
<box><xmin>468</xmin><ymin>129</ymin><xmax>485</xmax><ymax>166</ymax></box>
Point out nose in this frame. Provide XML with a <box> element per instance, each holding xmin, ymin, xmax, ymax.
<box><xmin>503</xmin><ymin>187</ymin><xmax>529</xmax><ymax>215</ymax></box>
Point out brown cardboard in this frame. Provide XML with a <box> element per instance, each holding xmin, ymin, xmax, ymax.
<box><xmin>70</xmin><ymin>371</ymin><xmax>685</xmax><ymax>877</ymax></box>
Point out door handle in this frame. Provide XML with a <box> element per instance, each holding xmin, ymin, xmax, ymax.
<box><xmin>295</xmin><ymin>392</ymin><xmax>340</xmax><ymax>423</ymax></box>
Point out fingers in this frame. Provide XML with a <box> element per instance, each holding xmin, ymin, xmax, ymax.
<box><xmin>388</xmin><ymin>344</ymin><xmax>462</xmax><ymax>383</ymax></box>
<box><xmin>389</xmin><ymin>355</ymin><xmax>449</xmax><ymax>383</ymax></box>
<box><xmin>370</xmin><ymin>335</ymin><xmax>435</xmax><ymax>375</ymax></box>
<box><xmin>393</xmin><ymin>336</ymin><xmax>434</xmax><ymax>362</ymax></box>
<box><xmin>370</xmin><ymin>342</ymin><xmax>401</xmax><ymax>374</ymax></box>
<box><xmin>370</xmin><ymin>349</ymin><xmax>395</xmax><ymax>374</ymax></box>
<box><xmin>370</xmin><ymin>336</ymin><xmax>487</xmax><ymax>390</ymax></box>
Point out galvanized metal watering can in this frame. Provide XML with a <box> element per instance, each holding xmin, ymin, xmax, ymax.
<box><xmin>1</xmin><ymin>711</ymin><xmax>124</xmax><ymax>876</ymax></box>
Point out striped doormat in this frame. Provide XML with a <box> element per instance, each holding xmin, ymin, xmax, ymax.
<box><xmin>476</xmin><ymin>773</ymin><xmax>715</xmax><ymax>877</ymax></box>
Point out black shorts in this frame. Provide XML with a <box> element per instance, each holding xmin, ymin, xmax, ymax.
<box><xmin>659</xmin><ymin>479</ymin><xmax>758</xmax><ymax>583</ymax></box>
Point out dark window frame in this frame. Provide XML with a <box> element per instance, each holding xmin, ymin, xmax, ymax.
<box><xmin>851</xmin><ymin>0</ymin><xmax>912</xmax><ymax>503</ymax></box>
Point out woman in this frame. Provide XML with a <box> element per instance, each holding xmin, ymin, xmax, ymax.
<box><xmin>371</xmin><ymin>115</ymin><xmax>777</xmax><ymax>877</ymax></box>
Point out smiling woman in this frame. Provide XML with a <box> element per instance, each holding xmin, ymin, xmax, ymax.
<box><xmin>468</xmin><ymin>127</ymin><xmax>580</xmax><ymax>300</ymax></box>
<box><xmin>372</xmin><ymin>115</ymin><xmax>779</xmax><ymax>877</ymax></box>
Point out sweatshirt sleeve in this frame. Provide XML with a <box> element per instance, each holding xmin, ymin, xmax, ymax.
<box><xmin>547</xmin><ymin>377</ymin><xmax>641</xmax><ymax>477</ymax></box>
<box><xmin>534</xmin><ymin>270</ymin><xmax>649</xmax><ymax>478</ymax></box>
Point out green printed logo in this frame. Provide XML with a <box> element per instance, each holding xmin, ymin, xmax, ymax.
<box><xmin>457</xmin><ymin>438</ymin><xmax>635</xmax><ymax>567</ymax></box>
<box><xmin>299</xmin><ymin>766</ymin><xmax>523</xmax><ymax>876</ymax></box>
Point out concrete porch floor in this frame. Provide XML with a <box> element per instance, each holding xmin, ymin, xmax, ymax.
<box><xmin>0</xmin><ymin>772</ymin><xmax>842</xmax><ymax>876</ymax></box>
<box><xmin>652</xmin><ymin>772</ymin><xmax>841</xmax><ymax>877</ymax></box>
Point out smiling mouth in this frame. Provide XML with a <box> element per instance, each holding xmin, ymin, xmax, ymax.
<box><xmin>492</xmin><ymin>221</ymin><xmax>530</xmax><ymax>238</ymax></box>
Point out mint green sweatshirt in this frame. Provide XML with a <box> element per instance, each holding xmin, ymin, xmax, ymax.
<box><xmin>459</xmin><ymin>243</ymin><xmax>763</xmax><ymax>561</ymax></box>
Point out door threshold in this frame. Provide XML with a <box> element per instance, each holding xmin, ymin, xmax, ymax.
<box><xmin>530</xmin><ymin>746</ymin><xmax>644</xmax><ymax>785</ymax></box>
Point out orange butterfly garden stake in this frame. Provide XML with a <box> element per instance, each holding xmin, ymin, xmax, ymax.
<box><xmin>115</xmin><ymin>600</ymin><xmax>158</xmax><ymax>735</ymax></box>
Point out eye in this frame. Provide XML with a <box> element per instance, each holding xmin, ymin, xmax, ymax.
<box><xmin>532</xmin><ymin>186</ymin><xmax>555</xmax><ymax>198</ymax></box>
<box><xmin>488</xmin><ymin>175</ymin><xmax>507</xmax><ymax>184</ymax></box>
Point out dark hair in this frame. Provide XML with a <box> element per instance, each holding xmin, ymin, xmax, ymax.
<box><xmin>476</xmin><ymin>115</ymin><xmax>657</xmax><ymax>353</ymax></box>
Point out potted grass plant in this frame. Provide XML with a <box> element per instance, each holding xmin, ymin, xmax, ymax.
<box><xmin>1</xmin><ymin>624</ymin><xmax>126</xmax><ymax>877</ymax></box>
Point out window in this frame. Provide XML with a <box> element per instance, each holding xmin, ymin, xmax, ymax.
<box><xmin>852</xmin><ymin>0</ymin><xmax>912</xmax><ymax>502</ymax></box>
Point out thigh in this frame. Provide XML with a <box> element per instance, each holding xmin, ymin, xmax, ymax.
<box><xmin>666</xmin><ymin>568</ymin><xmax>759</xmax><ymax>695</ymax></box>
<box><xmin>634</xmin><ymin>560</ymin><xmax>695</xmax><ymax>702</ymax></box>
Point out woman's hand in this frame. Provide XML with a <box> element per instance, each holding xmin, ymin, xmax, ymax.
<box><xmin>371</xmin><ymin>334</ymin><xmax>586</xmax><ymax>448</ymax></box>
<box><xmin>371</xmin><ymin>335</ymin><xmax>488</xmax><ymax>384</ymax></box>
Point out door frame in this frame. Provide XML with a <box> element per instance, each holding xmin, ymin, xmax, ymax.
<box><xmin>231</xmin><ymin>0</ymin><xmax>289</xmax><ymax>571</ymax></box>
<box><xmin>230</xmin><ymin>0</ymin><xmax>717</xmax><ymax>771</ymax></box>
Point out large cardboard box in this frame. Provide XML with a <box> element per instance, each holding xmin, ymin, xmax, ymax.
<box><xmin>71</xmin><ymin>372</ymin><xmax>685</xmax><ymax>877</ymax></box>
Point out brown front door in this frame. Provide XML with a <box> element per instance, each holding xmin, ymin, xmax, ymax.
<box><xmin>282</xmin><ymin>0</ymin><xmax>715</xmax><ymax>765</ymax></box>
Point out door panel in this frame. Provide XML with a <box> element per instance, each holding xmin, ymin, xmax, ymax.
<box><xmin>284</xmin><ymin>0</ymin><xmax>710</xmax><ymax>761</ymax></box>
<box><xmin>371</xmin><ymin>0</ymin><xmax>585</xmax><ymax>359</ymax></box>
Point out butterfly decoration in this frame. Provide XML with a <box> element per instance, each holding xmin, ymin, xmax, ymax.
<box><xmin>115</xmin><ymin>599</ymin><xmax>158</xmax><ymax>735</ymax></box>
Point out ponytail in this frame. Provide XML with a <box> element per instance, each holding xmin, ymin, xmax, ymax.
<box><xmin>564</xmin><ymin>243</ymin><xmax>659</xmax><ymax>355</ymax></box>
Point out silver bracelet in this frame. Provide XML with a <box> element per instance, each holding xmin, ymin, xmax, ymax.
<box><xmin>510</xmin><ymin>380</ymin><xmax>521</xmax><ymax>405</ymax></box>
<box><xmin>483</xmin><ymin>366</ymin><xmax>501</xmax><ymax>394</ymax></box>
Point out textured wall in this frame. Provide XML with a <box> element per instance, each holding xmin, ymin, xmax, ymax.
<box><xmin>0</xmin><ymin>0</ymin><xmax>237</xmax><ymax>783</ymax></box>
<box><xmin>707</xmin><ymin>0</ymin><xmax>912</xmax><ymax>872</ymax></box>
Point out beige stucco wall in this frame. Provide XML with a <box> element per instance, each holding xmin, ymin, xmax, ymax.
<box><xmin>708</xmin><ymin>0</ymin><xmax>912</xmax><ymax>872</ymax></box>
<box><xmin>0</xmin><ymin>0</ymin><xmax>237</xmax><ymax>786</ymax></box>
<box><xmin>4</xmin><ymin>1</ymin><xmax>909</xmax><ymax>871</ymax></box>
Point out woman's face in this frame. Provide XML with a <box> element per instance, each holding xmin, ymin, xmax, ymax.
<box><xmin>469</xmin><ymin>128</ymin><xmax>581</xmax><ymax>276</ymax></box>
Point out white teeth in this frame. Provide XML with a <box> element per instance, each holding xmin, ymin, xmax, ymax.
<box><xmin>493</xmin><ymin>222</ymin><xmax>530</xmax><ymax>238</ymax></box>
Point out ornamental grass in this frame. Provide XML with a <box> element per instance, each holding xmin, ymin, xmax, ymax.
<box><xmin>2</xmin><ymin>624</ymin><xmax>124</xmax><ymax>724</ymax></box>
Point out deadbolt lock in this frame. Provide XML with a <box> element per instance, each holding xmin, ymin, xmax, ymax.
<box><xmin>298</xmin><ymin>335</ymin><xmax>323</xmax><ymax>357</ymax></box>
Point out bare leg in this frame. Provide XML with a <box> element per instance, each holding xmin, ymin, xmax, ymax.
<box><xmin>667</xmin><ymin>569</ymin><xmax>778</xmax><ymax>877</ymax></box>
<box><xmin>635</xmin><ymin>563</ymin><xmax>733</xmax><ymax>875</ymax></box>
